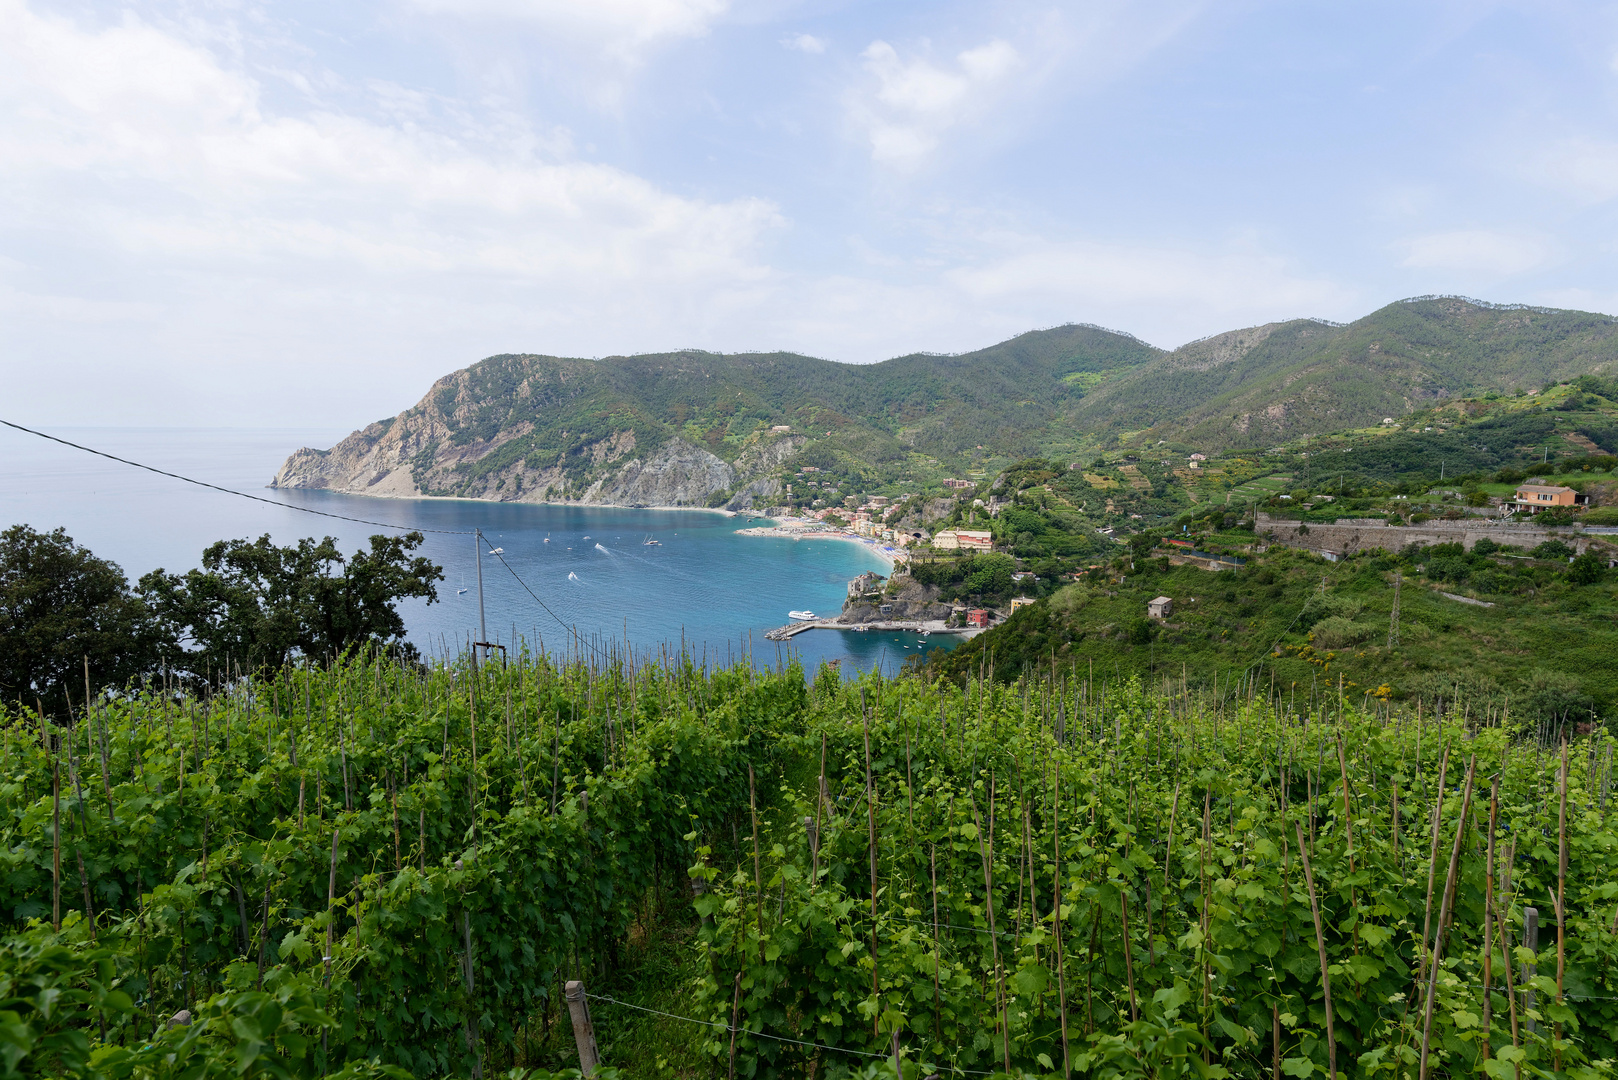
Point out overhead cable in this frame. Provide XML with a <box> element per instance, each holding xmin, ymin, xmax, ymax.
<box><xmin>0</xmin><ymin>418</ymin><xmax>473</xmax><ymax>535</ymax></box>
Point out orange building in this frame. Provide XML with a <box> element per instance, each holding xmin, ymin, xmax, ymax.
<box><xmin>1514</xmin><ymin>484</ymin><xmax>1576</xmax><ymax>513</ymax></box>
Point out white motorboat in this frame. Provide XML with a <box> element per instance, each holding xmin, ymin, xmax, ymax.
<box><xmin>789</xmin><ymin>610</ymin><xmax>816</xmax><ymax>621</ymax></box>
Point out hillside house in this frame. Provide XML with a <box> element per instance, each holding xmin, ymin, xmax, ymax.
<box><xmin>1010</xmin><ymin>597</ymin><xmax>1036</xmax><ymax>613</ymax></box>
<box><xmin>1147</xmin><ymin>596</ymin><xmax>1173</xmax><ymax>619</ymax></box>
<box><xmin>943</xmin><ymin>478</ymin><xmax>975</xmax><ymax>489</ymax></box>
<box><xmin>966</xmin><ymin>609</ymin><xmax>990</xmax><ymax>627</ymax></box>
<box><xmin>1514</xmin><ymin>484</ymin><xmax>1576</xmax><ymax>513</ymax></box>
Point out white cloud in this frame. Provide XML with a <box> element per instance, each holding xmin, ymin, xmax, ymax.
<box><xmin>405</xmin><ymin>0</ymin><xmax>729</xmax><ymax>59</ymax></box>
<box><xmin>0</xmin><ymin>0</ymin><xmax>781</xmax><ymax>424</ymax></box>
<box><xmin>782</xmin><ymin>33</ymin><xmax>826</xmax><ymax>54</ymax></box>
<box><xmin>850</xmin><ymin>38</ymin><xmax>1020</xmax><ymax>167</ymax></box>
<box><xmin>1400</xmin><ymin>230</ymin><xmax>1554</xmax><ymax>275</ymax></box>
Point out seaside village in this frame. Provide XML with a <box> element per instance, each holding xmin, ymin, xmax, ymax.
<box><xmin>747</xmin><ymin>440</ymin><xmax>1618</xmax><ymax>642</ymax></box>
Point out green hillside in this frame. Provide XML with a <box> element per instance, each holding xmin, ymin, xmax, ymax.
<box><xmin>297</xmin><ymin>296</ymin><xmax>1618</xmax><ymax>507</ymax></box>
<box><xmin>1072</xmin><ymin>297</ymin><xmax>1618</xmax><ymax>451</ymax></box>
<box><xmin>418</xmin><ymin>323</ymin><xmax>1159</xmax><ymax>495</ymax></box>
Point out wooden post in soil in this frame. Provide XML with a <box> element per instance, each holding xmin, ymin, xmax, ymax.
<box><xmin>1119</xmin><ymin>887</ymin><xmax>1139</xmax><ymax>1022</ymax></box>
<box><xmin>1293</xmin><ymin>823</ymin><xmax>1336</xmax><ymax>1080</ymax></box>
<box><xmin>749</xmin><ymin>763</ymin><xmax>764</xmax><ymax>964</ymax></box>
<box><xmin>1481</xmin><ymin>774</ymin><xmax>1499</xmax><ymax>1062</ymax></box>
<box><xmin>863</xmin><ymin>702</ymin><xmax>881</xmax><ymax>1038</ymax></box>
<box><xmin>727</xmin><ymin>971</ymin><xmax>743</xmax><ymax>1080</ymax></box>
<box><xmin>51</xmin><ymin>754</ymin><xmax>61</xmax><ymax>932</ymax></box>
<box><xmin>1052</xmin><ymin>763</ymin><xmax>1071</xmax><ymax>1080</ymax></box>
<box><xmin>1414</xmin><ymin>748</ymin><xmax>1451</xmax><ymax>1001</ymax></box>
<box><xmin>1419</xmin><ymin>755</ymin><xmax>1476</xmax><ymax>1080</ymax></box>
<box><xmin>972</xmin><ymin>791</ymin><xmax>1010</xmax><ymax>1074</ymax></box>
<box><xmin>1555</xmin><ymin>741</ymin><xmax>1568</xmax><ymax>1070</ymax></box>
<box><xmin>1522</xmin><ymin>907</ymin><xmax>1539</xmax><ymax>1036</ymax></box>
<box><xmin>564</xmin><ymin>980</ymin><xmax>600</xmax><ymax>1076</ymax></box>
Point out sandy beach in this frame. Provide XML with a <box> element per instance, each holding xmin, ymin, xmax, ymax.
<box><xmin>733</xmin><ymin>521</ymin><xmax>902</xmax><ymax>569</ymax></box>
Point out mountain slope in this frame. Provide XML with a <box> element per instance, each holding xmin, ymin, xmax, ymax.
<box><xmin>271</xmin><ymin>324</ymin><xmax>1159</xmax><ymax>508</ymax></box>
<box><xmin>1073</xmin><ymin>297</ymin><xmax>1618</xmax><ymax>450</ymax></box>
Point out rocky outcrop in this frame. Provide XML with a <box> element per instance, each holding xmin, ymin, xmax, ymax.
<box><xmin>836</xmin><ymin>575</ymin><xmax>954</xmax><ymax>625</ymax></box>
<box><xmin>582</xmin><ymin>439</ymin><xmax>733</xmax><ymax>507</ymax></box>
<box><xmin>271</xmin><ymin>375</ymin><xmax>805</xmax><ymax>509</ymax></box>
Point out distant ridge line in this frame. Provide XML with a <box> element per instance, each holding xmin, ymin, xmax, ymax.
<box><xmin>1397</xmin><ymin>293</ymin><xmax>1613</xmax><ymax>319</ymax></box>
<box><xmin>1176</xmin><ymin>315</ymin><xmax>1345</xmax><ymax>351</ymax></box>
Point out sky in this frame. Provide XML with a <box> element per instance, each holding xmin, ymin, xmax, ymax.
<box><xmin>6</xmin><ymin>0</ymin><xmax>1618</xmax><ymax>429</ymax></box>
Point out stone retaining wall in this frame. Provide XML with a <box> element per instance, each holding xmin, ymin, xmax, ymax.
<box><xmin>1254</xmin><ymin>513</ymin><xmax>1611</xmax><ymax>557</ymax></box>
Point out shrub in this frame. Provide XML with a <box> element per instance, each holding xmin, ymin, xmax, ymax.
<box><xmin>1311</xmin><ymin>616</ymin><xmax>1374</xmax><ymax>648</ymax></box>
<box><xmin>1532</xmin><ymin>539</ymin><xmax>1575</xmax><ymax>560</ymax></box>
<box><xmin>1567</xmin><ymin>551</ymin><xmax>1606</xmax><ymax>585</ymax></box>
<box><xmin>1300</xmin><ymin>592</ymin><xmax>1363</xmax><ymax>628</ymax></box>
<box><xmin>1472</xmin><ymin>537</ymin><xmax>1498</xmax><ymax>556</ymax></box>
<box><xmin>1426</xmin><ymin>556</ymin><xmax>1471</xmax><ymax>583</ymax></box>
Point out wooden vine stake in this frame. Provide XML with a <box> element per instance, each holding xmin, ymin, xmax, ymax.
<box><xmin>1292</xmin><ymin>822</ymin><xmax>1336</xmax><ymax>1080</ymax></box>
<box><xmin>564</xmin><ymin>980</ymin><xmax>600</xmax><ymax>1076</ymax></box>
<box><xmin>1419</xmin><ymin>754</ymin><xmax>1476</xmax><ymax>1080</ymax></box>
<box><xmin>1556</xmin><ymin>740</ymin><xmax>1568</xmax><ymax>1070</ymax></box>
<box><xmin>1052</xmin><ymin>762</ymin><xmax>1071</xmax><ymax>1079</ymax></box>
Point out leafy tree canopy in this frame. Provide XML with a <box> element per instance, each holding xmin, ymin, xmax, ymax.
<box><xmin>0</xmin><ymin>526</ymin><xmax>160</xmax><ymax>717</ymax></box>
<box><xmin>139</xmin><ymin>532</ymin><xmax>443</xmax><ymax>674</ymax></box>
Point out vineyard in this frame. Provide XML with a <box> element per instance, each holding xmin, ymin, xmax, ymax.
<box><xmin>1</xmin><ymin>646</ymin><xmax>1616</xmax><ymax>1079</ymax></box>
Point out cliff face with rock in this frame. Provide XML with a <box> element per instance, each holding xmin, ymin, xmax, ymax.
<box><xmin>836</xmin><ymin>574</ymin><xmax>954</xmax><ymax>625</ymax></box>
<box><xmin>271</xmin><ymin>359</ymin><xmax>805</xmax><ymax>510</ymax></box>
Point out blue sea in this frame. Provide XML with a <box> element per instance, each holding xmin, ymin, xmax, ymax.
<box><xmin>0</xmin><ymin>427</ymin><xmax>956</xmax><ymax>675</ymax></box>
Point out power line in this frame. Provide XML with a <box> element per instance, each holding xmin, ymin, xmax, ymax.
<box><xmin>480</xmin><ymin>537</ymin><xmax>613</xmax><ymax>662</ymax></box>
<box><xmin>0</xmin><ymin>418</ymin><xmax>472</xmax><ymax>535</ymax></box>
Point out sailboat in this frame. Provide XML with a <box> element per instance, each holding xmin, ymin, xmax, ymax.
<box><xmin>643</xmin><ymin>534</ymin><xmax>661</xmax><ymax>546</ymax></box>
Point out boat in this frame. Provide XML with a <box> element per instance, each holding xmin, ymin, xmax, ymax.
<box><xmin>789</xmin><ymin>610</ymin><xmax>816</xmax><ymax>621</ymax></box>
<box><xmin>643</xmin><ymin>535</ymin><xmax>661</xmax><ymax>546</ymax></box>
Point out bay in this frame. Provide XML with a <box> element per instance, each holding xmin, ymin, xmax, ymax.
<box><xmin>0</xmin><ymin>426</ymin><xmax>957</xmax><ymax>675</ymax></box>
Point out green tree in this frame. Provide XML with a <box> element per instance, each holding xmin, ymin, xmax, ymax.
<box><xmin>139</xmin><ymin>532</ymin><xmax>442</xmax><ymax>676</ymax></box>
<box><xmin>1567</xmin><ymin>549</ymin><xmax>1607</xmax><ymax>585</ymax></box>
<box><xmin>0</xmin><ymin>525</ymin><xmax>162</xmax><ymax>717</ymax></box>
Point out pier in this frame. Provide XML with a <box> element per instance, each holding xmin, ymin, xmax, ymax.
<box><xmin>764</xmin><ymin>618</ymin><xmax>971</xmax><ymax>641</ymax></box>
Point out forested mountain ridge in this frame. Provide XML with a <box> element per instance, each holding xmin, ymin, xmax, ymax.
<box><xmin>274</xmin><ymin>296</ymin><xmax>1618</xmax><ymax>508</ymax></box>
<box><xmin>271</xmin><ymin>324</ymin><xmax>1159</xmax><ymax>507</ymax></box>
<box><xmin>1079</xmin><ymin>296</ymin><xmax>1618</xmax><ymax>450</ymax></box>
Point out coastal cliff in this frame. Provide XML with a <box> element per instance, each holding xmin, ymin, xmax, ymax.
<box><xmin>271</xmin><ymin>357</ymin><xmax>805</xmax><ymax>510</ymax></box>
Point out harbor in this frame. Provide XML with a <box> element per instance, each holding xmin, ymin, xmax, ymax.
<box><xmin>764</xmin><ymin>617</ymin><xmax>976</xmax><ymax>642</ymax></box>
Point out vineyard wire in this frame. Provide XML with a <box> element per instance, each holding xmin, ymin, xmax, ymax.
<box><xmin>0</xmin><ymin>418</ymin><xmax>474</xmax><ymax>535</ymax></box>
<box><xmin>583</xmin><ymin>992</ymin><xmax>1001</xmax><ymax>1076</ymax></box>
<box><xmin>481</xmin><ymin>537</ymin><xmax>611</xmax><ymax>662</ymax></box>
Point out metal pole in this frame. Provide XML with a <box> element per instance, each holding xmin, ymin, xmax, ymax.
<box><xmin>475</xmin><ymin>527</ymin><xmax>487</xmax><ymax>658</ymax></box>
<box><xmin>564</xmin><ymin>980</ymin><xmax>600</xmax><ymax>1075</ymax></box>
